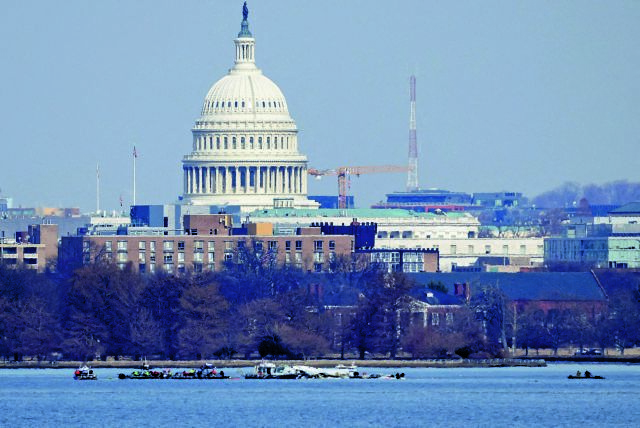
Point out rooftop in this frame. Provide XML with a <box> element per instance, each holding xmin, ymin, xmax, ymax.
<box><xmin>408</xmin><ymin>272</ymin><xmax>607</xmax><ymax>302</ymax></box>
<box><xmin>609</xmin><ymin>202</ymin><xmax>640</xmax><ymax>215</ymax></box>
<box><xmin>249</xmin><ymin>208</ymin><xmax>470</xmax><ymax>220</ymax></box>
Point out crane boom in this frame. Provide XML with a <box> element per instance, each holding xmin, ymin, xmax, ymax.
<box><xmin>308</xmin><ymin>165</ymin><xmax>409</xmax><ymax>209</ymax></box>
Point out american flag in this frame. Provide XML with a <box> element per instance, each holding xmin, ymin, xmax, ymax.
<box><xmin>133</xmin><ymin>146</ymin><xmax>138</xmax><ymax>158</ymax></box>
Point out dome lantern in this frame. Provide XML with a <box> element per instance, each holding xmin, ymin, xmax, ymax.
<box><xmin>234</xmin><ymin>2</ymin><xmax>255</xmax><ymax>67</ymax></box>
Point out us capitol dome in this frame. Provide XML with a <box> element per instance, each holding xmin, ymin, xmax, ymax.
<box><xmin>181</xmin><ymin>3</ymin><xmax>319</xmax><ymax>211</ymax></box>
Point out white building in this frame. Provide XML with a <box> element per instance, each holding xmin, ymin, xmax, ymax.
<box><xmin>181</xmin><ymin>5</ymin><xmax>318</xmax><ymax>212</ymax></box>
<box><xmin>377</xmin><ymin>236</ymin><xmax>544</xmax><ymax>272</ymax></box>
<box><xmin>248</xmin><ymin>208</ymin><xmax>480</xmax><ymax>239</ymax></box>
<box><xmin>248</xmin><ymin>208</ymin><xmax>544</xmax><ymax>271</ymax></box>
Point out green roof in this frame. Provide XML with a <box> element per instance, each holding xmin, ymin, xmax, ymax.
<box><xmin>609</xmin><ymin>202</ymin><xmax>640</xmax><ymax>215</ymax></box>
<box><xmin>249</xmin><ymin>208</ymin><xmax>469</xmax><ymax>219</ymax></box>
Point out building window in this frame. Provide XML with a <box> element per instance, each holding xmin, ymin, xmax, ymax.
<box><xmin>178</xmin><ymin>241</ymin><xmax>185</xmax><ymax>251</ymax></box>
<box><xmin>194</xmin><ymin>252</ymin><xmax>203</xmax><ymax>262</ymax></box>
<box><xmin>194</xmin><ymin>240</ymin><xmax>204</xmax><ymax>253</ymax></box>
<box><xmin>446</xmin><ymin>312</ymin><xmax>454</xmax><ymax>325</ymax></box>
<box><xmin>450</xmin><ymin>245</ymin><xmax>457</xmax><ymax>255</ymax></box>
<box><xmin>329</xmin><ymin>240</ymin><xmax>336</xmax><ymax>250</ymax></box>
<box><xmin>138</xmin><ymin>251</ymin><xmax>145</xmax><ymax>262</ymax></box>
<box><xmin>285</xmin><ymin>241</ymin><xmax>291</xmax><ymax>251</ymax></box>
<box><xmin>165</xmin><ymin>263</ymin><xmax>174</xmax><ymax>274</ymax></box>
<box><xmin>164</xmin><ymin>254</ymin><xmax>173</xmax><ymax>263</ymax></box>
<box><xmin>208</xmin><ymin>241</ymin><xmax>215</xmax><ymax>251</ymax></box>
<box><xmin>105</xmin><ymin>241</ymin><xmax>113</xmax><ymax>252</ymax></box>
<box><xmin>295</xmin><ymin>240</ymin><xmax>302</xmax><ymax>251</ymax></box>
<box><xmin>177</xmin><ymin>252</ymin><xmax>185</xmax><ymax>263</ymax></box>
<box><xmin>314</xmin><ymin>263</ymin><xmax>323</xmax><ymax>273</ymax></box>
<box><xmin>431</xmin><ymin>313</ymin><xmax>440</xmax><ymax>326</ymax></box>
<box><xmin>163</xmin><ymin>241</ymin><xmax>174</xmax><ymax>252</ymax></box>
<box><xmin>268</xmin><ymin>241</ymin><xmax>277</xmax><ymax>251</ymax></box>
<box><xmin>138</xmin><ymin>241</ymin><xmax>146</xmax><ymax>250</ymax></box>
<box><xmin>150</xmin><ymin>241</ymin><xmax>156</xmax><ymax>251</ymax></box>
<box><xmin>314</xmin><ymin>240</ymin><xmax>323</xmax><ymax>251</ymax></box>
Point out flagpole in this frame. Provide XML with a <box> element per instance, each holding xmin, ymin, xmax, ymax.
<box><xmin>96</xmin><ymin>163</ymin><xmax>100</xmax><ymax>214</ymax></box>
<box><xmin>133</xmin><ymin>146</ymin><xmax>137</xmax><ymax>206</ymax></box>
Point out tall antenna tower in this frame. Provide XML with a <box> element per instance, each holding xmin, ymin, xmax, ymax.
<box><xmin>406</xmin><ymin>75</ymin><xmax>419</xmax><ymax>191</ymax></box>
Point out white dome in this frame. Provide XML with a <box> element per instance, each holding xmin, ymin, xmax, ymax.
<box><xmin>200</xmin><ymin>70</ymin><xmax>291</xmax><ymax>119</ymax></box>
<box><xmin>181</xmin><ymin>5</ymin><xmax>318</xmax><ymax>212</ymax></box>
<box><xmin>197</xmin><ymin>24</ymin><xmax>293</xmax><ymax>124</ymax></box>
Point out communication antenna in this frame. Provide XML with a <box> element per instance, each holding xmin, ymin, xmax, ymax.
<box><xmin>406</xmin><ymin>75</ymin><xmax>419</xmax><ymax>191</ymax></box>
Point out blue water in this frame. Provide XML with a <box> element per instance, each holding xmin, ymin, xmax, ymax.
<box><xmin>1</xmin><ymin>363</ymin><xmax>639</xmax><ymax>427</ymax></box>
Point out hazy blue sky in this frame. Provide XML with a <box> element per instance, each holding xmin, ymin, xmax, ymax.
<box><xmin>1</xmin><ymin>1</ymin><xmax>639</xmax><ymax>211</ymax></box>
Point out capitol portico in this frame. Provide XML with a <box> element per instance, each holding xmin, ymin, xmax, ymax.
<box><xmin>181</xmin><ymin>4</ymin><xmax>318</xmax><ymax>212</ymax></box>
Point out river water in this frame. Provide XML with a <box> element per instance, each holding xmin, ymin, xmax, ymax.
<box><xmin>0</xmin><ymin>363</ymin><xmax>638</xmax><ymax>427</ymax></box>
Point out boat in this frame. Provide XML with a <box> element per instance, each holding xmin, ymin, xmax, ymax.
<box><xmin>172</xmin><ymin>364</ymin><xmax>230</xmax><ymax>380</ymax></box>
<box><xmin>244</xmin><ymin>361</ymin><xmax>302</xmax><ymax>379</ymax></box>
<box><xmin>568</xmin><ymin>371</ymin><xmax>605</xmax><ymax>380</ymax></box>
<box><xmin>118</xmin><ymin>361</ymin><xmax>172</xmax><ymax>380</ymax></box>
<box><xmin>568</xmin><ymin>374</ymin><xmax>605</xmax><ymax>379</ymax></box>
<box><xmin>73</xmin><ymin>365</ymin><xmax>97</xmax><ymax>380</ymax></box>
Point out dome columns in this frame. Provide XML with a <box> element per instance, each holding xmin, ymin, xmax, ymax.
<box><xmin>183</xmin><ymin>164</ymin><xmax>306</xmax><ymax>196</ymax></box>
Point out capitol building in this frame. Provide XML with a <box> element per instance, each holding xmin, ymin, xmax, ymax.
<box><xmin>181</xmin><ymin>5</ymin><xmax>319</xmax><ymax>212</ymax></box>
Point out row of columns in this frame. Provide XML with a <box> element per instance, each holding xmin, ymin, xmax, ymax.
<box><xmin>184</xmin><ymin>165</ymin><xmax>307</xmax><ymax>195</ymax></box>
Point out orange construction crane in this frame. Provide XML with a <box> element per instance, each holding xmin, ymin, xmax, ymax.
<box><xmin>308</xmin><ymin>165</ymin><xmax>409</xmax><ymax>209</ymax></box>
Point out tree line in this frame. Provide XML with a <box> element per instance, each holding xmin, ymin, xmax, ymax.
<box><xmin>1</xmin><ymin>254</ymin><xmax>639</xmax><ymax>361</ymax></box>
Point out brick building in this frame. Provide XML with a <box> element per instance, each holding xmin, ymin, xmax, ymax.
<box><xmin>0</xmin><ymin>224</ymin><xmax>58</xmax><ymax>271</ymax></box>
<box><xmin>60</xmin><ymin>214</ymin><xmax>355</xmax><ymax>274</ymax></box>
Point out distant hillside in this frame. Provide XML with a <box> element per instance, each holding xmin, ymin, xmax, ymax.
<box><xmin>532</xmin><ymin>180</ymin><xmax>640</xmax><ymax>208</ymax></box>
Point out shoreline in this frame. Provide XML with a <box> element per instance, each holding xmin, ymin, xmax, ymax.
<box><xmin>0</xmin><ymin>358</ymin><xmax>549</xmax><ymax>369</ymax></box>
<box><xmin>4</xmin><ymin>356</ymin><xmax>639</xmax><ymax>370</ymax></box>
